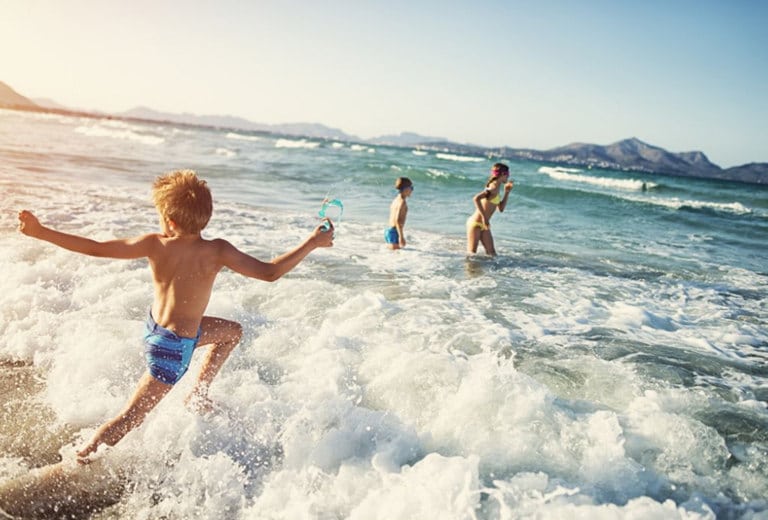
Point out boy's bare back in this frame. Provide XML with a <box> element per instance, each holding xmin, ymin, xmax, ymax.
<box><xmin>147</xmin><ymin>229</ymin><xmax>334</xmax><ymax>336</ymax></box>
<box><xmin>145</xmin><ymin>230</ymin><xmax>320</xmax><ymax>337</ymax></box>
<box><xmin>145</xmin><ymin>233</ymin><xmax>233</xmax><ymax>338</ymax></box>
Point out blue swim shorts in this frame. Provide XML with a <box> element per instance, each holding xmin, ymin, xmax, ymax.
<box><xmin>144</xmin><ymin>311</ymin><xmax>201</xmax><ymax>385</ymax></box>
<box><xmin>384</xmin><ymin>227</ymin><xmax>399</xmax><ymax>245</ymax></box>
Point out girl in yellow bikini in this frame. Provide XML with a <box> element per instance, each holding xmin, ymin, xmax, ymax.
<box><xmin>466</xmin><ymin>163</ymin><xmax>514</xmax><ymax>256</ymax></box>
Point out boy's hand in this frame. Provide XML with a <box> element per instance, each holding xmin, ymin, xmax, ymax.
<box><xmin>18</xmin><ymin>210</ymin><xmax>43</xmax><ymax>238</ymax></box>
<box><xmin>312</xmin><ymin>219</ymin><xmax>334</xmax><ymax>247</ymax></box>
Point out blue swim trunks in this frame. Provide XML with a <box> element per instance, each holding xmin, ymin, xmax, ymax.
<box><xmin>384</xmin><ymin>227</ymin><xmax>399</xmax><ymax>245</ymax></box>
<box><xmin>144</xmin><ymin>311</ymin><xmax>201</xmax><ymax>385</ymax></box>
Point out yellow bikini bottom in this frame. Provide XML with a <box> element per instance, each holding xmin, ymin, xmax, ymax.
<box><xmin>467</xmin><ymin>218</ymin><xmax>489</xmax><ymax>231</ymax></box>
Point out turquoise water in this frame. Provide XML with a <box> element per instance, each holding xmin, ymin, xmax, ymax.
<box><xmin>1</xmin><ymin>109</ymin><xmax>767</xmax><ymax>518</ymax></box>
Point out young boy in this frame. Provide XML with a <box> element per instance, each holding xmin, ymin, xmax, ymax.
<box><xmin>17</xmin><ymin>169</ymin><xmax>334</xmax><ymax>462</ymax></box>
<box><xmin>384</xmin><ymin>177</ymin><xmax>413</xmax><ymax>250</ymax></box>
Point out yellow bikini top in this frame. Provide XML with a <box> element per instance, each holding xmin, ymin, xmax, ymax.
<box><xmin>487</xmin><ymin>188</ymin><xmax>502</xmax><ymax>205</ymax></box>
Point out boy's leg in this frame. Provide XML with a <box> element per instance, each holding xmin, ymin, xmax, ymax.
<box><xmin>77</xmin><ymin>372</ymin><xmax>172</xmax><ymax>461</ymax></box>
<box><xmin>185</xmin><ymin>316</ymin><xmax>243</xmax><ymax>412</ymax></box>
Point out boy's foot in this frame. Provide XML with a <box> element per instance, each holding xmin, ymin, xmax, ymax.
<box><xmin>76</xmin><ymin>443</ymin><xmax>97</xmax><ymax>465</ymax></box>
<box><xmin>185</xmin><ymin>392</ymin><xmax>216</xmax><ymax>415</ymax></box>
<box><xmin>76</xmin><ymin>455</ymin><xmax>92</xmax><ymax>466</ymax></box>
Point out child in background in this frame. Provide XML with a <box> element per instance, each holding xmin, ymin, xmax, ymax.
<box><xmin>18</xmin><ymin>169</ymin><xmax>334</xmax><ymax>462</ymax></box>
<box><xmin>466</xmin><ymin>163</ymin><xmax>514</xmax><ymax>256</ymax></box>
<box><xmin>385</xmin><ymin>177</ymin><xmax>414</xmax><ymax>250</ymax></box>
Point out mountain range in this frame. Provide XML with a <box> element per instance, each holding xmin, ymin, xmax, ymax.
<box><xmin>1</xmin><ymin>80</ymin><xmax>765</xmax><ymax>184</ymax></box>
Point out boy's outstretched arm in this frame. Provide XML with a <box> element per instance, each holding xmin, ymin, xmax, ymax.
<box><xmin>18</xmin><ymin>210</ymin><xmax>155</xmax><ymax>259</ymax></box>
<box><xmin>220</xmin><ymin>221</ymin><xmax>334</xmax><ymax>282</ymax></box>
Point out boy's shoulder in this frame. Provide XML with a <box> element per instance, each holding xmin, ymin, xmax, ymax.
<box><xmin>153</xmin><ymin>235</ymin><xmax>231</xmax><ymax>252</ymax></box>
<box><xmin>205</xmin><ymin>237</ymin><xmax>231</xmax><ymax>246</ymax></box>
<box><xmin>200</xmin><ymin>236</ymin><xmax>237</xmax><ymax>252</ymax></box>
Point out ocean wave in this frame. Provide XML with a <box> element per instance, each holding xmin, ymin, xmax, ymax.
<box><xmin>226</xmin><ymin>132</ymin><xmax>261</xmax><ymax>142</ymax></box>
<box><xmin>1</xmin><ymin>108</ymin><xmax>74</xmax><ymax>124</ymax></box>
<box><xmin>74</xmin><ymin>123</ymin><xmax>165</xmax><ymax>146</ymax></box>
<box><xmin>426</xmin><ymin>168</ymin><xmax>450</xmax><ymax>179</ymax></box>
<box><xmin>626</xmin><ymin>195</ymin><xmax>753</xmax><ymax>216</ymax></box>
<box><xmin>539</xmin><ymin>166</ymin><xmax>656</xmax><ymax>191</ymax></box>
<box><xmin>274</xmin><ymin>138</ymin><xmax>320</xmax><ymax>149</ymax></box>
<box><xmin>215</xmin><ymin>147</ymin><xmax>237</xmax><ymax>157</ymax></box>
<box><xmin>350</xmin><ymin>144</ymin><xmax>375</xmax><ymax>153</ymax></box>
<box><xmin>435</xmin><ymin>153</ymin><xmax>484</xmax><ymax>163</ymax></box>
<box><xmin>412</xmin><ymin>150</ymin><xmax>428</xmax><ymax>156</ymax></box>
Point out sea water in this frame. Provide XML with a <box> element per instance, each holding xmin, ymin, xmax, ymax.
<box><xmin>0</xmin><ymin>108</ymin><xmax>766</xmax><ymax>518</ymax></box>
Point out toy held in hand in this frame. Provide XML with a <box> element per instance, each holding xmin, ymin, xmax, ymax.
<box><xmin>318</xmin><ymin>198</ymin><xmax>343</xmax><ymax>232</ymax></box>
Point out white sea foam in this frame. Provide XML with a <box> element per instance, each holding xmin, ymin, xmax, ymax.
<box><xmin>624</xmin><ymin>195</ymin><xmax>753</xmax><ymax>215</ymax></box>
<box><xmin>74</xmin><ymin>123</ymin><xmax>165</xmax><ymax>146</ymax></box>
<box><xmin>2</xmin><ymin>113</ymin><xmax>766</xmax><ymax>518</ymax></box>
<box><xmin>426</xmin><ymin>168</ymin><xmax>450</xmax><ymax>178</ymax></box>
<box><xmin>0</xmin><ymin>108</ymin><xmax>73</xmax><ymax>124</ymax></box>
<box><xmin>226</xmin><ymin>132</ymin><xmax>261</xmax><ymax>141</ymax></box>
<box><xmin>274</xmin><ymin>138</ymin><xmax>320</xmax><ymax>149</ymax></box>
<box><xmin>350</xmin><ymin>144</ymin><xmax>375</xmax><ymax>153</ymax></box>
<box><xmin>411</xmin><ymin>150</ymin><xmax>428</xmax><ymax>156</ymax></box>
<box><xmin>539</xmin><ymin>166</ymin><xmax>657</xmax><ymax>191</ymax></box>
<box><xmin>215</xmin><ymin>147</ymin><xmax>237</xmax><ymax>157</ymax></box>
<box><xmin>435</xmin><ymin>152</ymin><xmax>484</xmax><ymax>162</ymax></box>
<box><xmin>3</xmin><ymin>178</ymin><xmax>766</xmax><ymax>518</ymax></box>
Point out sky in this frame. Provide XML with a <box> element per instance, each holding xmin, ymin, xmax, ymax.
<box><xmin>2</xmin><ymin>0</ymin><xmax>766</xmax><ymax>167</ymax></box>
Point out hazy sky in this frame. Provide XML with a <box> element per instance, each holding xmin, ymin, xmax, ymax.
<box><xmin>2</xmin><ymin>0</ymin><xmax>766</xmax><ymax>167</ymax></box>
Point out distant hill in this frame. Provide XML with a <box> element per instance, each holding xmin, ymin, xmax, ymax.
<box><xmin>512</xmin><ymin>138</ymin><xmax>765</xmax><ymax>184</ymax></box>
<box><xmin>724</xmin><ymin>163</ymin><xmax>768</xmax><ymax>184</ymax></box>
<box><xmin>0</xmin><ymin>81</ymin><xmax>37</xmax><ymax>108</ymax></box>
<box><xmin>421</xmin><ymin>137</ymin><xmax>767</xmax><ymax>185</ymax></box>
<box><xmin>122</xmin><ymin>106</ymin><xmax>267</xmax><ymax>131</ymax></box>
<box><xmin>32</xmin><ymin>97</ymin><xmax>69</xmax><ymax>110</ymax></box>
<box><xmin>120</xmin><ymin>106</ymin><xmax>357</xmax><ymax>141</ymax></box>
<box><xmin>368</xmin><ymin>132</ymin><xmax>447</xmax><ymax>147</ymax></box>
<box><xmin>544</xmin><ymin>137</ymin><xmax>722</xmax><ymax>177</ymax></box>
<box><xmin>2</xmin><ymin>80</ymin><xmax>766</xmax><ymax>184</ymax></box>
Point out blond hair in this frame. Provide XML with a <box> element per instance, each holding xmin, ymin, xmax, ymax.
<box><xmin>152</xmin><ymin>170</ymin><xmax>213</xmax><ymax>233</ymax></box>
